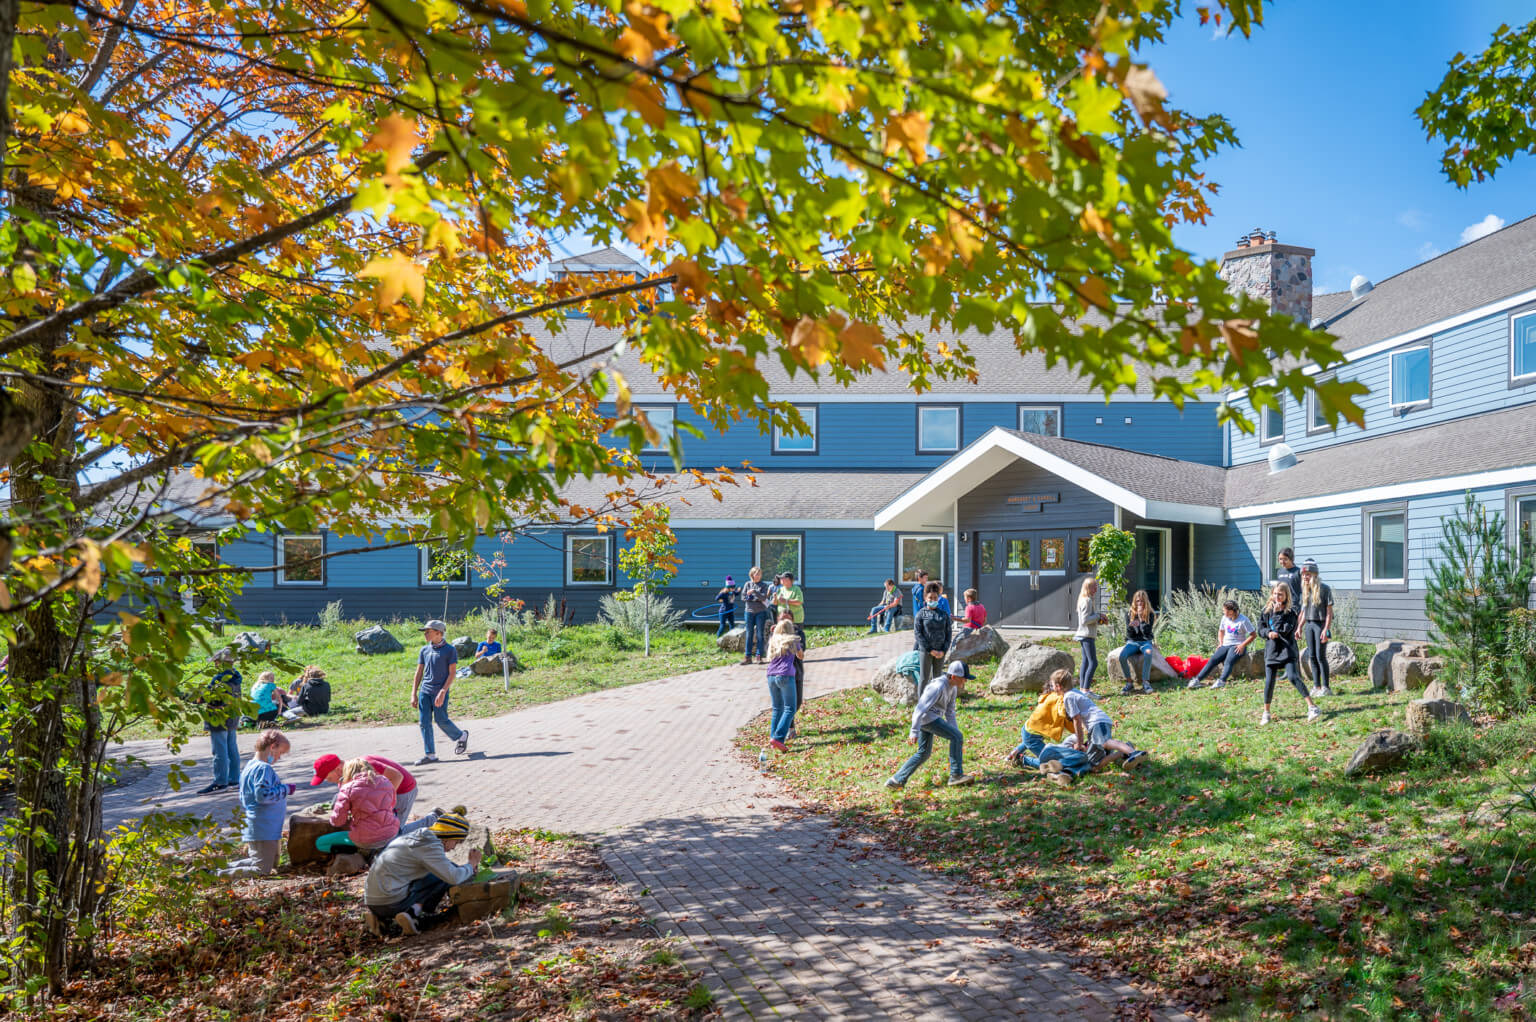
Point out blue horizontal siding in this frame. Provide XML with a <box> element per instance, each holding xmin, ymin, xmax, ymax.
<box><xmin>1062</xmin><ymin>402</ymin><xmax>1221</xmax><ymax>465</ymax></box>
<box><xmin>1230</xmin><ymin>305</ymin><xmax>1536</xmax><ymax>466</ymax></box>
<box><xmin>1192</xmin><ymin>523</ymin><xmax>1258</xmax><ymax>587</ymax></box>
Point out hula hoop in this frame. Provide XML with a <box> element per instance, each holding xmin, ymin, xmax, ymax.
<box><xmin>690</xmin><ymin>603</ymin><xmax>724</xmax><ymax>619</ymax></box>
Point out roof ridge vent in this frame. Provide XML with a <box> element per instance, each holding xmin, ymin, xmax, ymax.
<box><xmin>1349</xmin><ymin>274</ymin><xmax>1374</xmax><ymax>300</ymax></box>
<box><xmin>1267</xmin><ymin>442</ymin><xmax>1298</xmax><ymax>475</ymax></box>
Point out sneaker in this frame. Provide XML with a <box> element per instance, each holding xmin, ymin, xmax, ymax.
<box><xmin>1320</xmin><ymin>687</ymin><xmax>1335</xmax><ymax>698</ymax></box>
<box><xmin>1004</xmin><ymin>749</ymin><xmax>1023</xmax><ymax>767</ymax></box>
<box><xmin>454</xmin><ymin>731</ymin><xmax>470</xmax><ymax>756</ymax></box>
<box><xmin>1120</xmin><ymin>683</ymin><xmax>1134</xmax><ymax>696</ymax></box>
<box><xmin>364</xmin><ymin>912</ymin><xmax>383</xmax><ymax>938</ymax></box>
<box><xmin>1212</xmin><ymin>680</ymin><xmax>1227</xmax><ymax>689</ymax></box>
<box><xmin>414</xmin><ymin>755</ymin><xmax>439</xmax><ymax>765</ymax></box>
<box><xmin>1141</xmin><ymin>681</ymin><xmax>1154</xmax><ymax>694</ymax></box>
<box><xmin>1307</xmin><ymin>705</ymin><xmax>1322</xmax><ymax>722</ymax></box>
<box><xmin>1310</xmin><ymin>687</ymin><xmax>1324</xmax><ymax>699</ymax></box>
<box><xmin>769</xmin><ymin>739</ymin><xmax>787</xmax><ymax>752</ymax></box>
<box><xmin>1122</xmin><ymin>750</ymin><xmax>1149</xmax><ymax>771</ymax></box>
<box><xmin>1049</xmin><ymin>771</ymin><xmax>1075</xmax><ymax>788</ymax></box>
<box><xmin>1038</xmin><ymin>760</ymin><xmax>1064</xmax><ymax>776</ymax></box>
<box><xmin>787</xmin><ymin>727</ymin><xmax>798</xmax><ymax>740</ymax></box>
<box><xmin>1104</xmin><ymin>749</ymin><xmax>1128</xmax><ymax>767</ymax></box>
<box><xmin>947</xmin><ymin>774</ymin><xmax>976</xmax><ymax>787</ymax></box>
<box><xmin>393</xmin><ymin>910</ymin><xmax>420</xmax><ymax>936</ymax></box>
<box><xmin>1259</xmin><ymin>711</ymin><xmax>1272</xmax><ymax>726</ymax></box>
<box><xmin>196</xmin><ymin>782</ymin><xmax>225</xmax><ymax>795</ymax></box>
<box><xmin>884</xmin><ymin>777</ymin><xmax>904</xmax><ymax>790</ymax></box>
<box><xmin>739</xmin><ymin>658</ymin><xmax>752</xmax><ymax>666</ymax></box>
<box><xmin>1186</xmin><ymin>679</ymin><xmax>1202</xmax><ymax>690</ymax></box>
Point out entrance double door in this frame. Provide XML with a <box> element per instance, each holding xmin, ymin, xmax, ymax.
<box><xmin>975</xmin><ymin>530</ymin><xmax>1081</xmax><ymax>628</ymax></box>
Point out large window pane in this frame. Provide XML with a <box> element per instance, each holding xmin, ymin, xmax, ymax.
<box><xmin>1516</xmin><ymin>497</ymin><xmax>1536</xmax><ymax>561</ymax></box>
<box><xmin>1261</xmin><ymin>404</ymin><xmax>1285</xmax><ymax>443</ymax></box>
<box><xmin>567</xmin><ymin>536</ymin><xmax>610</xmax><ymax>584</ymax></box>
<box><xmin>278</xmin><ymin>535</ymin><xmax>323</xmax><ymax>585</ymax></box>
<box><xmin>1006</xmin><ymin>538</ymin><xmax>1030</xmax><ymax>571</ymax></box>
<box><xmin>1307</xmin><ymin>376</ymin><xmax>1333</xmax><ymax>432</ymax></box>
<box><xmin>900</xmin><ymin>536</ymin><xmax>944</xmax><ymax>581</ymax></box>
<box><xmin>1391</xmin><ymin>347</ymin><xmax>1431</xmax><ymax>406</ymax></box>
<box><xmin>772</xmin><ymin>406</ymin><xmax>818</xmax><ymax>452</ymax></box>
<box><xmin>1017</xmin><ymin>406</ymin><xmax>1061</xmax><ymax>437</ymax></box>
<box><xmin>1515</xmin><ymin>314</ymin><xmax>1536</xmax><ymax>381</ymax></box>
<box><xmin>1264</xmin><ymin>523</ymin><xmax>1292</xmax><ymax>580</ymax></box>
<box><xmin>917</xmin><ymin>406</ymin><xmax>960</xmax><ymax>452</ymax></box>
<box><xmin>1370</xmin><ymin>513</ymin><xmax>1405</xmax><ymax>583</ymax></box>
<box><xmin>639</xmin><ymin>406</ymin><xmax>676</xmax><ymax>452</ymax></box>
<box><xmin>756</xmin><ymin>535</ymin><xmax>802</xmax><ymax>581</ymax></box>
<box><xmin>421</xmin><ymin>546</ymin><xmax>470</xmax><ymax>585</ymax></box>
<box><xmin>979</xmin><ymin>539</ymin><xmax>996</xmax><ymax>575</ymax></box>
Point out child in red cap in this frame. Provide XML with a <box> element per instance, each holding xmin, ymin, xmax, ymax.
<box><xmin>311</xmin><ymin>752</ymin><xmax>432</xmax><ymax>833</ymax></box>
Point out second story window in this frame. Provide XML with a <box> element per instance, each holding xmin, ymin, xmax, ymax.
<box><xmin>1306</xmin><ymin>376</ymin><xmax>1334</xmax><ymax>435</ymax></box>
<box><xmin>917</xmin><ymin>406</ymin><xmax>960</xmax><ymax>453</ymax></box>
<box><xmin>1016</xmin><ymin>405</ymin><xmax>1061</xmax><ymax>437</ymax></box>
<box><xmin>772</xmin><ymin>405</ymin><xmax>818</xmax><ymax>454</ymax></box>
<box><xmin>637</xmin><ymin>406</ymin><xmax>676</xmax><ymax>453</ymax></box>
<box><xmin>1259</xmin><ymin>401</ymin><xmax>1285</xmax><ymax>445</ymax></box>
<box><xmin>1390</xmin><ymin>344</ymin><xmax>1432</xmax><ymax>408</ymax></box>
<box><xmin>1512</xmin><ymin>310</ymin><xmax>1536</xmax><ymax>386</ymax></box>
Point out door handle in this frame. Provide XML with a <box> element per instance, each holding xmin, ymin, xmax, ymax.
<box><xmin>1030</xmin><ymin>571</ymin><xmax>1039</xmax><ymax>590</ymax></box>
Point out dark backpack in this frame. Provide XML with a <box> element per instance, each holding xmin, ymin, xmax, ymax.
<box><xmin>300</xmin><ymin>679</ymin><xmax>331</xmax><ymax>716</ymax></box>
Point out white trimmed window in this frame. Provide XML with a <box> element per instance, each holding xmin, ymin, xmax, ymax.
<box><xmin>1514</xmin><ymin>495</ymin><xmax>1536</xmax><ymax>562</ymax></box>
<box><xmin>1306</xmin><ymin>376</ymin><xmax>1333</xmax><ymax>434</ymax></box>
<box><xmin>917</xmin><ymin>406</ymin><xmax>960</xmax><ymax>453</ymax></box>
<box><xmin>565</xmin><ymin>535</ymin><xmax>611</xmax><ymax>585</ymax></box>
<box><xmin>1259</xmin><ymin>401</ymin><xmax>1285</xmax><ymax>444</ymax></box>
<box><xmin>1261</xmin><ymin>519</ymin><xmax>1292</xmax><ymax>585</ymax></box>
<box><xmin>637</xmin><ymin>405</ymin><xmax>676</xmax><ymax>453</ymax></box>
<box><xmin>1513</xmin><ymin>312</ymin><xmax>1536</xmax><ymax>384</ymax></box>
<box><xmin>772</xmin><ymin>406</ymin><xmax>818</xmax><ymax>453</ymax></box>
<box><xmin>1016</xmin><ymin>405</ymin><xmax>1061</xmax><ymax>437</ymax></box>
<box><xmin>754</xmin><ymin>533</ymin><xmax>803</xmax><ymax>582</ymax></box>
<box><xmin>276</xmin><ymin>534</ymin><xmax>324</xmax><ymax>586</ymax></box>
<box><xmin>1390</xmin><ymin>345</ymin><xmax>1432</xmax><ymax>408</ymax></box>
<box><xmin>899</xmin><ymin>535</ymin><xmax>945</xmax><ymax>583</ymax></box>
<box><xmin>1366</xmin><ymin>509</ymin><xmax>1407</xmax><ymax>586</ymax></box>
<box><xmin>420</xmin><ymin>546</ymin><xmax>471</xmax><ymax>586</ymax></box>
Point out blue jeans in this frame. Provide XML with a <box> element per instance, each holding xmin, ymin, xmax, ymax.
<box><xmin>892</xmin><ymin>718</ymin><xmax>964</xmax><ymax>784</ymax></box>
<box><xmin>208</xmin><ymin>725</ymin><xmax>239</xmax><ymax>786</ymax></box>
<box><xmin>768</xmin><ymin>674</ymin><xmax>797</xmax><ymax>741</ymax></box>
<box><xmin>1039</xmin><ymin>743</ymin><xmax>1093</xmax><ymax>777</ymax></box>
<box><xmin>1118</xmin><ymin>640</ymin><xmax>1156</xmax><ymax>683</ymax></box>
<box><xmin>1010</xmin><ymin>729</ymin><xmax>1047</xmax><ymax>769</ymax></box>
<box><xmin>418</xmin><ymin>690</ymin><xmax>463</xmax><ymax>756</ymax></box>
<box><xmin>866</xmin><ymin>604</ymin><xmax>886</xmax><ymax>633</ymax></box>
<box><xmin>880</xmin><ymin>606</ymin><xmax>899</xmax><ymax>632</ymax></box>
<box><xmin>1193</xmin><ymin>644</ymin><xmax>1243</xmax><ymax>684</ymax></box>
<box><xmin>368</xmin><ymin>873</ymin><xmax>453</xmax><ymax>928</ymax></box>
<box><xmin>716</xmin><ymin>609</ymin><xmax>736</xmax><ymax>636</ymax></box>
<box><xmin>745</xmin><ymin>610</ymin><xmax>770</xmax><ymax>659</ymax></box>
<box><xmin>1078</xmin><ymin>638</ymin><xmax>1098</xmax><ymax>689</ymax></box>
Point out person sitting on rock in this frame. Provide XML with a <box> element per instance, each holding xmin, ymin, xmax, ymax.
<box><xmin>475</xmin><ymin>629</ymin><xmax>502</xmax><ymax>659</ymax></box>
<box><xmin>363</xmin><ymin>808</ymin><xmax>481</xmax><ymax>937</ymax></box>
<box><xmin>282</xmin><ymin>666</ymin><xmax>330</xmax><ymax>720</ymax></box>
<box><xmin>954</xmin><ymin>588</ymin><xmax>986</xmax><ymax>634</ymax></box>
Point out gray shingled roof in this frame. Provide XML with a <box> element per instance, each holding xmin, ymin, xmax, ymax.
<box><xmin>1319</xmin><ymin>213</ymin><xmax>1536</xmax><ymax>354</ymax></box>
<box><xmin>557</xmin><ymin>470</ymin><xmax>927</xmax><ymax>521</ymax></box>
<box><xmin>1311</xmin><ymin>290</ymin><xmax>1352</xmax><ymax>326</ymax></box>
<box><xmin>548</xmin><ymin>246</ymin><xmax>649</xmax><ymax>273</ymax></box>
<box><xmin>1224</xmin><ymin>405</ymin><xmax>1536</xmax><ymax>510</ymax></box>
<box><xmin>996</xmin><ymin>428</ymin><xmax>1228</xmax><ymax>508</ymax></box>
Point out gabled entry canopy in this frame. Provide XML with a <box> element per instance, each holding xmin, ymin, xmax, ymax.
<box><xmin>874</xmin><ymin>427</ymin><xmax>1227</xmax><ymax>531</ymax></box>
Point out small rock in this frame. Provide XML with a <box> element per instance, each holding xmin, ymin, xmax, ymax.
<box><xmin>470</xmin><ymin>652</ymin><xmax>524</xmax><ymax>676</ymax></box>
<box><xmin>327</xmin><ymin>853</ymin><xmax>368</xmax><ymax>877</ymax></box>
<box><xmin>1369</xmin><ymin>639</ymin><xmax>1412</xmax><ymax>691</ymax></box>
<box><xmin>870</xmin><ymin>656</ymin><xmax>922</xmax><ymax>707</ymax></box>
<box><xmin>1344</xmin><ymin>729</ymin><xmax>1419</xmax><ymax>777</ymax></box>
<box><xmin>716</xmin><ymin>626</ymin><xmax>748</xmax><ymax>653</ymax></box>
<box><xmin>990</xmin><ymin>640</ymin><xmax>1075</xmax><ymax>695</ymax></box>
<box><xmin>451</xmin><ymin>635</ymin><xmax>478</xmax><ymax>659</ymax></box>
<box><xmin>1421</xmin><ymin>679</ymin><xmax>1449</xmax><ymax>702</ymax></box>
<box><xmin>1405</xmin><ymin>698</ymin><xmax>1471</xmax><ymax>736</ymax></box>
<box><xmin>354</xmin><ymin>625</ymin><xmax>405</xmax><ymax>656</ymax></box>
<box><xmin>1301</xmin><ymin>641</ymin><xmax>1358</xmax><ymax>682</ymax></box>
<box><xmin>1390</xmin><ymin>654</ymin><xmax>1444</xmax><ymax>692</ymax></box>
<box><xmin>232</xmin><ymin>630</ymin><xmax>271</xmax><ymax>653</ymax></box>
<box><xmin>945</xmin><ymin>626</ymin><xmax>1009</xmax><ymax>664</ymax></box>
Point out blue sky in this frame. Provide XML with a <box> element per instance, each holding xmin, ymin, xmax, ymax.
<box><xmin>1147</xmin><ymin>0</ymin><xmax>1536</xmax><ymax>294</ymax></box>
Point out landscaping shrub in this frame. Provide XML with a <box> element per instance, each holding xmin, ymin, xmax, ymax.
<box><xmin>1469</xmin><ymin>608</ymin><xmax>1536</xmax><ymax>714</ymax></box>
<box><xmin>597</xmin><ymin>593</ymin><xmax>686</xmax><ymax>636</ymax></box>
<box><xmin>1154</xmin><ymin>585</ymin><xmax>1265</xmax><ymax>656</ymax></box>
<box><xmin>545</xmin><ymin>637</ymin><xmax>575</xmax><ymax>661</ymax></box>
<box><xmin>318</xmin><ymin>599</ymin><xmax>345</xmax><ymax>630</ymax></box>
<box><xmin>1331</xmin><ymin>590</ymin><xmax>1359</xmax><ymax>646</ymax></box>
<box><xmin>1417</xmin><ymin>712</ymin><xmax>1534</xmax><ymax>771</ymax></box>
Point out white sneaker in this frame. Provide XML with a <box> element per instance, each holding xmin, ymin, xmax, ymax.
<box><xmin>1141</xmin><ymin>681</ymin><xmax>1154</xmax><ymax>694</ymax></box>
<box><xmin>1307</xmin><ymin>705</ymin><xmax>1321</xmax><ymax>722</ymax></box>
<box><xmin>1259</xmin><ymin>711</ymin><xmax>1272</xmax><ymax>726</ymax></box>
<box><xmin>1186</xmin><ymin>679</ymin><xmax>1201</xmax><ymax>690</ymax></box>
<box><xmin>414</xmin><ymin>754</ymin><xmax>438</xmax><ymax>765</ymax></box>
<box><xmin>1212</xmin><ymin>680</ymin><xmax>1226</xmax><ymax>689</ymax></box>
<box><xmin>394</xmin><ymin>910</ymin><xmax>420</xmax><ymax>936</ymax></box>
<box><xmin>1310</xmin><ymin>687</ymin><xmax>1324</xmax><ymax>699</ymax></box>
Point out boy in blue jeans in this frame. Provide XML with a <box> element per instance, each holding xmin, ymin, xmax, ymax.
<box><xmin>413</xmin><ymin>620</ymin><xmax>469</xmax><ymax>764</ymax></box>
<box><xmin>886</xmin><ymin>660</ymin><xmax>977</xmax><ymax>789</ymax></box>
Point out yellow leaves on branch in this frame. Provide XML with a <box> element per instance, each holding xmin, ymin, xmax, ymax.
<box><xmin>883</xmin><ymin>111</ymin><xmax>930</xmax><ymax>164</ymax></box>
<box><xmin>665</xmin><ymin>257</ymin><xmax>710</xmax><ymax>300</ymax></box>
<box><xmin>359</xmin><ymin>252</ymin><xmax>426</xmax><ymax>310</ymax></box>
<box><xmin>788</xmin><ymin>317</ymin><xmax>886</xmax><ymax>370</ymax></box>
<box><xmin>616</xmin><ymin>0</ymin><xmax>678</xmax><ymax>66</ymax></box>
<box><xmin>1118</xmin><ymin>64</ymin><xmax>1172</xmax><ymax>129</ymax></box>
<box><xmin>364</xmin><ymin>115</ymin><xmax>421</xmax><ymax>184</ymax></box>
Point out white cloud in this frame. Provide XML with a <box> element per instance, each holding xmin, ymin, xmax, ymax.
<box><xmin>1397</xmin><ymin>209</ymin><xmax>1426</xmax><ymax>231</ymax></box>
<box><xmin>1459</xmin><ymin>214</ymin><xmax>1505</xmax><ymax>245</ymax></box>
<box><xmin>1417</xmin><ymin>241</ymin><xmax>1441</xmax><ymax>261</ymax></box>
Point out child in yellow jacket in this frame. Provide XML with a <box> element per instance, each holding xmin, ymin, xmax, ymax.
<box><xmin>1005</xmin><ymin>669</ymin><xmax>1071</xmax><ymax>769</ymax></box>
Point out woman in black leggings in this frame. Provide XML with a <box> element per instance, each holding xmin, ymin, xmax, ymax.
<box><xmin>1299</xmin><ymin>559</ymin><xmax>1335</xmax><ymax>698</ymax></box>
<box><xmin>1258</xmin><ymin>583</ymin><xmax>1320</xmax><ymax>726</ymax></box>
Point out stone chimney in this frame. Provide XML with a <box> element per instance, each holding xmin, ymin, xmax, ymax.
<box><xmin>1218</xmin><ymin>228</ymin><xmax>1314</xmax><ymax>323</ymax></box>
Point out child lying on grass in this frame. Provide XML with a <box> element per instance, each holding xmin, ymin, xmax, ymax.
<box><xmin>1059</xmin><ymin>674</ymin><xmax>1148</xmax><ymax>776</ymax></box>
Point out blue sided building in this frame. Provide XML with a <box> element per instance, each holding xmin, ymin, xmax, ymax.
<box><xmin>216</xmin><ymin>221</ymin><xmax>1536</xmax><ymax>641</ymax></box>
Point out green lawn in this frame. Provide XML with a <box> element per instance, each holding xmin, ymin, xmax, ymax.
<box><xmin>740</xmin><ymin>660</ymin><xmax>1536</xmax><ymax>1019</ymax></box>
<box><xmin>121</xmin><ymin>618</ymin><xmax>868</xmax><ymax>741</ymax></box>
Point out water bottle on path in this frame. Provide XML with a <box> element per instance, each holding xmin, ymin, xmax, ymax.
<box><xmin>758</xmin><ymin>748</ymin><xmax>769</xmax><ymax>772</ymax></box>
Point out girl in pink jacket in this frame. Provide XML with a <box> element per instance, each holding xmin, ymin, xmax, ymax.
<box><xmin>328</xmin><ymin>758</ymin><xmax>400</xmax><ymax>853</ymax></box>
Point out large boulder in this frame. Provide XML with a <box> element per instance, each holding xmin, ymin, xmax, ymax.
<box><xmin>990</xmin><ymin>640</ymin><xmax>1074</xmax><ymax>695</ymax></box>
<box><xmin>354</xmin><ymin>625</ymin><xmax>404</xmax><ymax>656</ymax></box>
<box><xmin>1390</xmin><ymin>654</ymin><xmax>1445</xmax><ymax>692</ymax></box>
<box><xmin>1301</xmin><ymin>641</ymin><xmax>1359</xmax><ymax>683</ymax></box>
<box><xmin>286</xmin><ymin>805</ymin><xmax>348</xmax><ymax>867</ymax></box>
<box><xmin>1107</xmin><ymin>647</ymin><xmax>1180</xmax><ymax>685</ymax></box>
<box><xmin>946</xmin><ymin>626</ymin><xmax>1009</xmax><ymax>664</ymax></box>
<box><xmin>1225</xmin><ymin>648</ymin><xmax>1266</xmax><ymax>680</ymax></box>
<box><xmin>1344</xmin><ymin>729</ymin><xmax>1419</xmax><ymax>777</ymax></box>
<box><xmin>870</xmin><ymin>657</ymin><xmax>922</xmax><ymax>706</ymax></box>
<box><xmin>470</xmin><ymin>652</ymin><xmax>525</xmax><ymax>676</ymax></box>
<box><xmin>451</xmin><ymin>635</ymin><xmax>478</xmax><ymax>659</ymax></box>
<box><xmin>1405</xmin><ymin>698</ymin><xmax>1471</xmax><ymax>736</ymax></box>
<box><xmin>1369</xmin><ymin>640</ymin><xmax>1411</xmax><ymax>691</ymax></box>
<box><xmin>232</xmin><ymin>630</ymin><xmax>271</xmax><ymax>653</ymax></box>
<box><xmin>716</xmin><ymin>625</ymin><xmax>748</xmax><ymax>653</ymax></box>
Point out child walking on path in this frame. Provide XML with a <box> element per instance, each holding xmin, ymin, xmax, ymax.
<box><xmin>220</xmin><ymin>729</ymin><xmax>295</xmax><ymax>876</ymax></box>
<box><xmin>1300</xmin><ymin>559</ymin><xmax>1335</xmax><ymax>698</ymax></box>
<box><xmin>1259</xmin><ymin>583</ymin><xmax>1321</xmax><ymax>725</ymax></box>
<box><xmin>1061</xmin><ymin>675</ymin><xmax>1148</xmax><ymax>771</ymax></box>
<box><xmin>328</xmin><ymin>758</ymin><xmax>400</xmax><ymax>854</ymax></box>
<box><xmin>1073</xmin><ymin>578</ymin><xmax>1107</xmax><ymax>690</ymax></box>
<box><xmin>1006</xmin><ymin>668</ymin><xmax>1071</xmax><ymax>769</ymax></box>
<box><xmin>1187</xmin><ymin>600</ymin><xmax>1256</xmax><ymax>689</ymax></box>
<box><xmin>886</xmin><ymin>660</ymin><xmax>976</xmax><ymax>789</ymax></box>
<box><xmin>912</xmin><ymin>581</ymin><xmax>953</xmax><ymax>689</ymax></box>
<box><xmin>413</xmin><ymin>619</ymin><xmax>469</xmax><ymax>764</ymax></box>
<box><xmin>764</xmin><ymin>620</ymin><xmax>804</xmax><ymax>751</ymax></box>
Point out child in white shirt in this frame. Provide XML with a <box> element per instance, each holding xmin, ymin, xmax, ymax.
<box><xmin>1187</xmin><ymin>599</ymin><xmax>1256</xmax><ymax>689</ymax></box>
<box><xmin>1061</xmin><ymin>677</ymin><xmax>1148</xmax><ymax>771</ymax></box>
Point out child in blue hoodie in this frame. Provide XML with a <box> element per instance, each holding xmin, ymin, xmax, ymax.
<box><xmin>220</xmin><ymin>729</ymin><xmax>295</xmax><ymax>876</ymax></box>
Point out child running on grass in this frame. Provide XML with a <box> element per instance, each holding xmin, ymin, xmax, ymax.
<box><xmin>219</xmin><ymin>729</ymin><xmax>295</xmax><ymax>876</ymax></box>
<box><xmin>764</xmin><ymin>619</ymin><xmax>804</xmax><ymax>751</ymax></box>
<box><xmin>1005</xmin><ymin>668</ymin><xmax>1071</xmax><ymax>769</ymax></box>
<box><xmin>1060</xmin><ymin>673</ymin><xmax>1148</xmax><ymax>772</ymax></box>
<box><xmin>1258</xmin><ymin>582</ymin><xmax>1321</xmax><ymax>726</ymax></box>
<box><xmin>328</xmin><ymin>757</ymin><xmax>400</xmax><ymax>855</ymax></box>
<box><xmin>1187</xmin><ymin>599</ymin><xmax>1256</xmax><ymax>689</ymax></box>
<box><xmin>886</xmin><ymin>660</ymin><xmax>976</xmax><ymax>789</ymax></box>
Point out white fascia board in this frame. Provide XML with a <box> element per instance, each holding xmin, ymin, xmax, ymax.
<box><xmin>1143</xmin><ymin>500</ymin><xmax>1227</xmax><ymax>526</ymax></box>
<box><xmin>1229</xmin><ymin>285</ymin><xmax>1536</xmax><ymax>400</ymax></box>
<box><xmin>668</xmin><ymin>518</ymin><xmax>876</xmax><ymax>529</ymax></box>
<box><xmin>1225</xmin><ymin>463</ymin><xmax>1536</xmax><ymax>519</ymax></box>
<box><xmin>615</xmin><ymin>392</ymin><xmax>1180</xmax><ymax>405</ymax></box>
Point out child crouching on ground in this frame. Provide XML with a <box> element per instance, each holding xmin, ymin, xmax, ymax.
<box><xmin>886</xmin><ymin>660</ymin><xmax>976</xmax><ymax>789</ymax></box>
<box><xmin>1006</xmin><ymin>668</ymin><xmax>1071</xmax><ymax>769</ymax></box>
<box><xmin>329</xmin><ymin>757</ymin><xmax>400</xmax><ymax>855</ymax></box>
<box><xmin>1060</xmin><ymin>674</ymin><xmax>1149</xmax><ymax>772</ymax></box>
<box><xmin>220</xmin><ymin>729</ymin><xmax>295</xmax><ymax>876</ymax></box>
<box><xmin>363</xmin><ymin>809</ymin><xmax>482</xmax><ymax>937</ymax></box>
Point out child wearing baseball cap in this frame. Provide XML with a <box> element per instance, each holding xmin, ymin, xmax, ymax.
<box><xmin>886</xmin><ymin>660</ymin><xmax>976</xmax><ymax>789</ymax></box>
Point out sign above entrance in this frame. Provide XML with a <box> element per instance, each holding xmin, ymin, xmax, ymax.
<box><xmin>1006</xmin><ymin>492</ymin><xmax>1060</xmax><ymax>513</ymax></box>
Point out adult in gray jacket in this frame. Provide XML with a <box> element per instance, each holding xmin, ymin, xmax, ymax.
<box><xmin>364</xmin><ymin>809</ymin><xmax>481</xmax><ymax>937</ymax></box>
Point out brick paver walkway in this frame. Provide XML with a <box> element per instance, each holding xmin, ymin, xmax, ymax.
<box><xmin>106</xmin><ymin>632</ymin><xmax>1184</xmax><ymax>1019</ymax></box>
